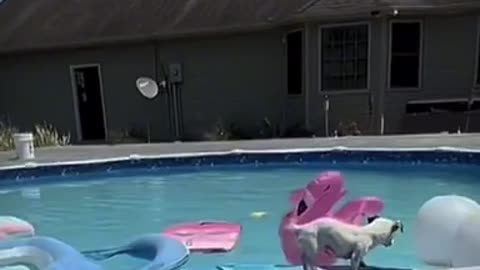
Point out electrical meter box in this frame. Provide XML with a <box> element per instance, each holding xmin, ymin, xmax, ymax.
<box><xmin>168</xmin><ymin>63</ymin><xmax>183</xmax><ymax>83</ymax></box>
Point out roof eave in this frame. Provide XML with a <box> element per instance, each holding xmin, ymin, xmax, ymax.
<box><xmin>290</xmin><ymin>3</ymin><xmax>480</xmax><ymax>24</ymax></box>
<box><xmin>0</xmin><ymin>22</ymin><xmax>280</xmax><ymax>56</ymax></box>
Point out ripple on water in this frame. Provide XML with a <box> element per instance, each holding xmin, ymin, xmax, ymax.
<box><xmin>0</xmin><ymin>164</ymin><xmax>478</xmax><ymax>270</ymax></box>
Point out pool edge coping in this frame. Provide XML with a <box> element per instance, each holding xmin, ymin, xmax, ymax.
<box><xmin>2</xmin><ymin>145</ymin><xmax>480</xmax><ymax>171</ymax></box>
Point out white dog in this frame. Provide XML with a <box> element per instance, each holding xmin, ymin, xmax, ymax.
<box><xmin>289</xmin><ymin>215</ymin><xmax>404</xmax><ymax>270</ymax></box>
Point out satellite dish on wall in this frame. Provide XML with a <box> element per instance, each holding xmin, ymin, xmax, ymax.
<box><xmin>136</xmin><ymin>77</ymin><xmax>159</xmax><ymax>99</ymax></box>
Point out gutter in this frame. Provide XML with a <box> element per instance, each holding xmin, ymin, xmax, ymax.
<box><xmin>286</xmin><ymin>2</ymin><xmax>480</xmax><ymax>24</ymax></box>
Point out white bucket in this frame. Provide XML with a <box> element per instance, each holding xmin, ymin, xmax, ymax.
<box><xmin>13</xmin><ymin>133</ymin><xmax>35</xmax><ymax>160</ymax></box>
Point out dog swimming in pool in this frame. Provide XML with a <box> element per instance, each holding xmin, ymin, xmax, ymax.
<box><xmin>289</xmin><ymin>215</ymin><xmax>404</xmax><ymax>270</ymax></box>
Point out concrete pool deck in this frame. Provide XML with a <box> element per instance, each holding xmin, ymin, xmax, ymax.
<box><xmin>1</xmin><ymin>133</ymin><xmax>480</xmax><ymax>168</ymax></box>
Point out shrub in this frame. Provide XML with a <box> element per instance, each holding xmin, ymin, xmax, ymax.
<box><xmin>202</xmin><ymin>119</ymin><xmax>252</xmax><ymax>141</ymax></box>
<box><xmin>203</xmin><ymin>119</ymin><xmax>231</xmax><ymax>141</ymax></box>
<box><xmin>0</xmin><ymin>122</ymin><xmax>18</xmax><ymax>151</ymax></box>
<box><xmin>0</xmin><ymin>121</ymin><xmax>70</xmax><ymax>151</ymax></box>
<box><xmin>335</xmin><ymin>121</ymin><xmax>362</xmax><ymax>136</ymax></box>
<box><xmin>33</xmin><ymin>122</ymin><xmax>71</xmax><ymax>147</ymax></box>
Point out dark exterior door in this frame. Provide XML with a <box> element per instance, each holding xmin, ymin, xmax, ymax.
<box><xmin>72</xmin><ymin>66</ymin><xmax>106</xmax><ymax>141</ymax></box>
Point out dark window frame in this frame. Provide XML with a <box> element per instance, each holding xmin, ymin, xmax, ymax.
<box><xmin>388</xmin><ymin>20</ymin><xmax>423</xmax><ymax>90</ymax></box>
<box><xmin>319</xmin><ymin>23</ymin><xmax>370</xmax><ymax>92</ymax></box>
<box><xmin>286</xmin><ymin>29</ymin><xmax>304</xmax><ymax>96</ymax></box>
<box><xmin>475</xmin><ymin>17</ymin><xmax>480</xmax><ymax>87</ymax></box>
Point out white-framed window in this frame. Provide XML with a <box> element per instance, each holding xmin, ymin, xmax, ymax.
<box><xmin>388</xmin><ymin>20</ymin><xmax>423</xmax><ymax>89</ymax></box>
<box><xmin>319</xmin><ymin>23</ymin><xmax>370</xmax><ymax>91</ymax></box>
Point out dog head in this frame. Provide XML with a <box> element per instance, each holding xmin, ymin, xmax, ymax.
<box><xmin>385</xmin><ymin>220</ymin><xmax>403</xmax><ymax>247</ymax></box>
<box><xmin>366</xmin><ymin>216</ymin><xmax>404</xmax><ymax>247</ymax></box>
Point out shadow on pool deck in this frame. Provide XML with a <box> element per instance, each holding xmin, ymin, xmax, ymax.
<box><xmin>1</xmin><ymin>133</ymin><xmax>480</xmax><ymax>168</ymax></box>
<box><xmin>324</xmin><ymin>267</ymin><xmax>412</xmax><ymax>270</ymax></box>
<box><xmin>217</xmin><ymin>265</ymin><xmax>414</xmax><ymax>270</ymax></box>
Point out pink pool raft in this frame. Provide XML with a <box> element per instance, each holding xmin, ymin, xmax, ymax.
<box><xmin>0</xmin><ymin>216</ymin><xmax>35</xmax><ymax>240</ymax></box>
<box><xmin>164</xmin><ymin>221</ymin><xmax>241</xmax><ymax>253</ymax></box>
<box><xmin>279</xmin><ymin>171</ymin><xmax>384</xmax><ymax>266</ymax></box>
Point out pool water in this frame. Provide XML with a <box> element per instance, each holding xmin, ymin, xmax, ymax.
<box><xmin>0</xmin><ymin>162</ymin><xmax>480</xmax><ymax>270</ymax></box>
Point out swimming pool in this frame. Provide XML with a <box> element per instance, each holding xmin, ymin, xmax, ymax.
<box><xmin>0</xmin><ymin>149</ymin><xmax>480</xmax><ymax>270</ymax></box>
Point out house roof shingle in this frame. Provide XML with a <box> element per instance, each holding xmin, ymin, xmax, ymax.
<box><xmin>0</xmin><ymin>0</ymin><xmax>311</xmax><ymax>54</ymax></box>
<box><xmin>1</xmin><ymin>0</ymin><xmax>479</xmax><ymax>54</ymax></box>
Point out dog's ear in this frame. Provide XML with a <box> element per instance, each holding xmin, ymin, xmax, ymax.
<box><xmin>367</xmin><ymin>215</ymin><xmax>380</xmax><ymax>224</ymax></box>
<box><xmin>390</xmin><ymin>221</ymin><xmax>404</xmax><ymax>234</ymax></box>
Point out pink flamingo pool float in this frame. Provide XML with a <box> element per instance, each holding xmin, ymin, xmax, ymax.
<box><xmin>164</xmin><ymin>221</ymin><xmax>241</xmax><ymax>253</ymax></box>
<box><xmin>279</xmin><ymin>171</ymin><xmax>384</xmax><ymax>266</ymax></box>
<box><xmin>0</xmin><ymin>216</ymin><xmax>35</xmax><ymax>240</ymax></box>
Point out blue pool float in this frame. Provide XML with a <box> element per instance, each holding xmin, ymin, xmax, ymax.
<box><xmin>0</xmin><ymin>233</ymin><xmax>189</xmax><ymax>270</ymax></box>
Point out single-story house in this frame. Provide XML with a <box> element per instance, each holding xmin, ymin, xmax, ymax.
<box><xmin>1</xmin><ymin>0</ymin><xmax>480</xmax><ymax>143</ymax></box>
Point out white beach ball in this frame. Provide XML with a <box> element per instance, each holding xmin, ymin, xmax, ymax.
<box><xmin>414</xmin><ymin>195</ymin><xmax>480</xmax><ymax>267</ymax></box>
<box><xmin>452</xmin><ymin>208</ymin><xmax>480</xmax><ymax>267</ymax></box>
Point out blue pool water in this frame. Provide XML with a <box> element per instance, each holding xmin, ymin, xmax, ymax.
<box><xmin>0</xmin><ymin>162</ymin><xmax>480</xmax><ymax>270</ymax></box>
